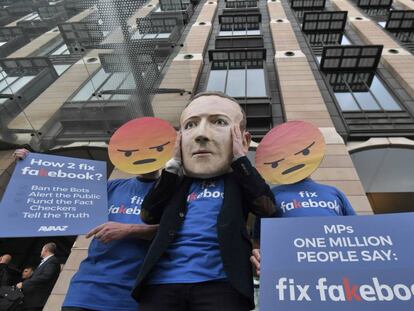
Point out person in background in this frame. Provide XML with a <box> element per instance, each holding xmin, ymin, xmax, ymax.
<box><xmin>21</xmin><ymin>266</ymin><xmax>34</xmax><ymax>281</ymax></box>
<box><xmin>0</xmin><ymin>254</ymin><xmax>20</xmax><ymax>286</ymax></box>
<box><xmin>0</xmin><ymin>254</ymin><xmax>13</xmax><ymax>286</ymax></box>
<box><xmin>16</xmin><ymin>243</ymin><xmax>61</xmax><ymax>311</ymax></box>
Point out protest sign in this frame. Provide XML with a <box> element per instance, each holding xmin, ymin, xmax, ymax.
<box><xmin>0</xmin><ymin>153</ymin><xmax>107</xmax><ymax>237</ymax></box>
<box><xmin>260</xmin><ymin>214</ymin><xmax>414</xmax><ymax>311</ymax></box>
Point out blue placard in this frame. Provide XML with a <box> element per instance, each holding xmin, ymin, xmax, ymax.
<box><xmin>260</xmin><ymin>214</ymin><xmax>414</xmax><ymax>311</ymax></box>
<box><xmin>0</xmin><ymin>153</ymin><xmax>107</xmax><ymax>237</ymax></box>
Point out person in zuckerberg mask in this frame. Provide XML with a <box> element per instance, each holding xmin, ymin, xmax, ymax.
<box><xmin>132</xmin><ymin>92</ymin><xmax>276</xmax><ymax>311</ymax></box>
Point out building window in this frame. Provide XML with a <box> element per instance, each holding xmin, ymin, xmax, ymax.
<box><xmin>206</xmin><ymin>49</ymin><xmax>267</xmax><ymax>97</ymax></box>
<box><xmin>318</xmin><ymin>45</ymin><xmax>402</xmax><ymax>111</ymax></box>
<box><xmin>136</xmin><ymin>17</ymin><xmax>180</xmax><ymax>38</ymax></box>
<box><xmin>70</xmin><ymin>68</ymin><xmax>134</xmax><ymax>102</ymax></box>
<box><xmin>51</xmin><ymin>43</ymin><xmax>70</xmax><ymax>55</ymax></box>
<box><xmin>20</xmin><ymin>12</ymin><xmax>41</xmax><ymax>21</ymax></box>
<box><xmin>334</xmin><ymin>75</ymin><xmax>401</xmax><ymax>111</ymax></box>
<box><xmin>290</xmin><ymin>0</ymin><xmax>326</xmax><ymax>18</ymax></box>
<box><xmin>379</xmin><ymin>10</ymin><xmax>414</xmax><ymax>52</ymax></box>
<box><xmin>53</xmin><ymin>64</ymin><xmax>71</xmax><ymax>76</ymax></box>
<box><xmin>356</xmin><ymin>0</ymin><xmax>393</xmax><ymax>17</ymax></box>
<box><xmin>0</xmin><ymin>69</ymin><xmax>35</xmax><ymax>104</ymax></box>
<box><xmin>225</xmin><ymin>0</ymin><xmax>258</xmax><ymax>9</ymax></box>
<box><xmin>218</xmin><ymin>14</ymin><xmax>261</xmax><ymax>36</ymax></box>
<box><xmin>132</xmin><ymin>32</ymin><xmax>171</xmax><ymax>39</ymax></box>
<box><xmin>58</xmin><ymin>22</ymin><xmax>107</xmax><ymax>53</ymax></box>
<box><xmin>159</xmin><ymin>0</ymin><xmax>191</xmax><ymax>11</ymax></box>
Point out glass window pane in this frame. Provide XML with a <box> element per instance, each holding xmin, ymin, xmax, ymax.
<box><xmin>120</xmin><ymin>73</ymin><xmax>136</xmax><ymax>88</ymax></box>
<box><xmin>206</xmin><ymin>70</ymin><xmax>226</xmax><ymax>93</ymax></box>
<box><xmin>247</xmin><ymin>29</ymin><xmax>260</xmax><ymax>35</ymax></box>
<box><xmin>2</xmin><ymin>76</ymin><xmax>35</xmax><ymax>94</ymax></box>
<box><xmin>246</xmin><ymin>69</ymin><xmax>266</xmax><ymax>97</ymax></box>
<box><xmin>24</xmin><ymin>12</ymin><xmax>40</xmax><ymax>21</ymax></box>
<box><xmin>143</xmin><ymin>33</ymin><xmax>157</xmax><ymax>39</ymax></box>
<box><xmin>233</xmin><ymin>30</ymin><xmax>246</xmax><ymax>36</ymax></box>
<box><xmin>226</xmin><ymin>69</ymin><xmax>245</xmax><ymax>97</ymax></box>
<box><xmin>334</xmin><ymin>92</ymin><xmax>360</xmax><ymax>111</ymax></box>
<box><xmin>97</xmin><ymin>72</ymin><xmax>127</xmax><ymax>100</ymax></box>
<box><xmin>341</xmin><ymin>35</ymin><xmax>351</xmax><ymax>45</ymax></box>
<box><xmin>219</xmin><ymin>31</ymin><xmax>232</xmax><ymax>36</ymax></box>
<box><xmin>334</xmin><ymin>76</ymin><xmax>401</xmax><ymax>111</ymax></box>
<box><xmin>353</xmin><ymin>91</ymin><xmax>381</xmax><ymax>110</ymax></box>
<box><xmin>0</xmin><ymin>76</ymin><xmax>18</xmax><ymax>92</ymax></box>
<box><xmin>72</xmin><ymin>80</ymin><xmax>96</xmax><ymax>101</ymax></box>
<box><xmin>53</xmin><ymin>64</ymin><xmax>71</xmax><ymax>76</ymax></box>
<box><xmin>72</xmin><ymin>68</ymin><xmax>110</xmax><ymax>101</ymax></box>
<box><xmin>370</xmin><ymin>76</ymin><xmax>401</xmax><ymax>110</ymax></box>
<box><xmin>113</xmin><ymin>73</ymin><xmax>135</xmax><ymax>100</ymax></box>
<box><xmin>51</xmin><ymin>44</ymin><xmax>69</xmax><ymax>56</ymax></box>
<box><xmin>157</xmin><ymin>33</ymin><xmax>170</xmax><ymax>38</ymax></box>
<box><xmin>131</xmin><ymin>31</ymin><xmax>143</xmax><ymax>40</ymax></box>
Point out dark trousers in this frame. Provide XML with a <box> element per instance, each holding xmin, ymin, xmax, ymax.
<box><xmin>139</xmin><ymin>280</ymin><xmax>250</xmax><ymax>311</ymax></box>
<box><xmin>62</xmin><ymin>308</ymin><xmax>96</xmax><ymax>311</ymax></box>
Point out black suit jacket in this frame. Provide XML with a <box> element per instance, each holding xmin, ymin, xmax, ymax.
<box><xmin>22</xmin><ymin>256</ymin><xmax>60</xmax><ymax>308</ymax></box>
<box><xmin>132</xmin><ymin>157</ymin><xmax>276</xmax><ymax>309</ymax></box>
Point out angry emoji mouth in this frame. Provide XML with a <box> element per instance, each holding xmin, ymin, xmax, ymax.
<box><xmin>133</xmin><ymin>158</ymin><xmax>157</xmax><ymax>165</ymax></box>
<box><xmin>282</xmin><ymin>164</ymin><xmax>305</xmax><ymax>175</ymax></box>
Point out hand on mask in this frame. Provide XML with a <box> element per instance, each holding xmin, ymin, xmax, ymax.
<box><xmin>172</xmin><ymin>131</ymin><xmax>182</xmax><ymax>163</ymax></box>
<box><xmin>232</xmin><ymin>125</ymin><xmax>247</xmax><ymax>160</ymax></box>
<box><xmin>165</xmin><ymin>131</ymin><xmax>182</xmax><ymax>174</ymax></box>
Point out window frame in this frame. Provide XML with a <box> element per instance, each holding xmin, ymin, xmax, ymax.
<box><xmin>206</xmin><ymin>49</ymin><xmax>269</xmax><ymax>98</ymax></box>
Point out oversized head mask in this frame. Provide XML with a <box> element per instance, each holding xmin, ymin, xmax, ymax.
<box><xmin>108</xmin><ymin>117</ymin><xmax>176</xmax><ymax>174</ymax></box>
<box><xmin>256</xmin><ymin>121</ymin><xmax>325</xmax><ymax>184</ymax></box>
<box><xmin>180</xmin><ymin>95</ymin><xmax>249</xmax><ymax>178</ymax></box>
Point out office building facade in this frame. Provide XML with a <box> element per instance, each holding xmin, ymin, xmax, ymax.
<box><xmin>0</xmin><ymin>0</ymin><xmax>413</xmax><ymax>308</ymax></box>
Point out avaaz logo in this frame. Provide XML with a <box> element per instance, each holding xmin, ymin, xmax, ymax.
<box><xmin>38</xmin><ymin>226</ymin><xmax>68</xmax><ymax>232</ymax></box>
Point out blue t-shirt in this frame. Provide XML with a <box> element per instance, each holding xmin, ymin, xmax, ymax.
<box><xmin>149</xmin><ymin>178</ymin><xmax>227</xmax><ymax>284</ymax></box>
<box><xmin>63</xmin><ymin>177</ymin><xmax>155</xmax><ymax>311</ymax></box>
<box><xmin>254</xmin><ymin>178</ymin><xmax>355</xmax><ymax>239</ymax></box>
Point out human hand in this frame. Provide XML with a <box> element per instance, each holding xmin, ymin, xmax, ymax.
<box><xmin>16</xmin><ymin>282</ymin><xmax>22</xmax><ymax>289</ymax></box>
<box><xmin>250</xmin><ymin>248</ymin><xmax>261</xmax><ymax>276</ymax></box>
<box><xmin>232</xmin><ymin>125</ymin><xmax>247</xmax><ymax>159</ymax></box>
<box><xmin>13</xmin><ymin>149</ymin><xmax>29</xmax><ymax>161</ymax></box>
<box><xmin>86</xmin><ymin>221</ymin><xmax>131</xmax><ymax>243</ymax></box>
<box><xmin>172</xmin><ymin>131</ymin><xmax>182</xmax><ymax>162</ymax></box>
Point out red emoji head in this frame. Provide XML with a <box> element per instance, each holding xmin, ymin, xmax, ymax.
<box><xmin>108</xmin><ymin>117</ymin><xmax>176</xmax><ymax>174</ymax></box>
<box><xmin>256</xmin><ymin>121</ymin><xmax>325</xmax><ymax>184</ymax></box>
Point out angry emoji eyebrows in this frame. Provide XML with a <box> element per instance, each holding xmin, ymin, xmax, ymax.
<box><xmin>294</xmin><ymin>141</ymin><xmax>315</xmax><ymax>156</ymax></box>
<box><xmin>263</xmin><ymin>141</ymin><xmax>316</xmax><ymax>168</ymax></box>
<box><xmin>264</xmin><ymin>158</ymin><xmax>285</xmax><ymax>168</ymax></box>
<box><xmin>117</xmin><ymin>142</ymin><xmax>171</xmax><ymax>155</ymax></box>
<box><xmin>117</xmin><ymin>148</ymin><xmax>140</xmax><ymax>152</ymax></box>
<box><xmin>148</xmin><ymin>141</ymin><xmax>170</xmax><ymax>150</ymax></box>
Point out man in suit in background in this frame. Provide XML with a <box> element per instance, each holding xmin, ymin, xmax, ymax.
<box><xmin>21</xmin><ymin>266</ymin><xmax>34</xmax><ymax>282</ymax></box>
<box><xmin>16</xmin><ymin>243</ymin><xmax>61</xmax><ymax>311</ymax></box>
